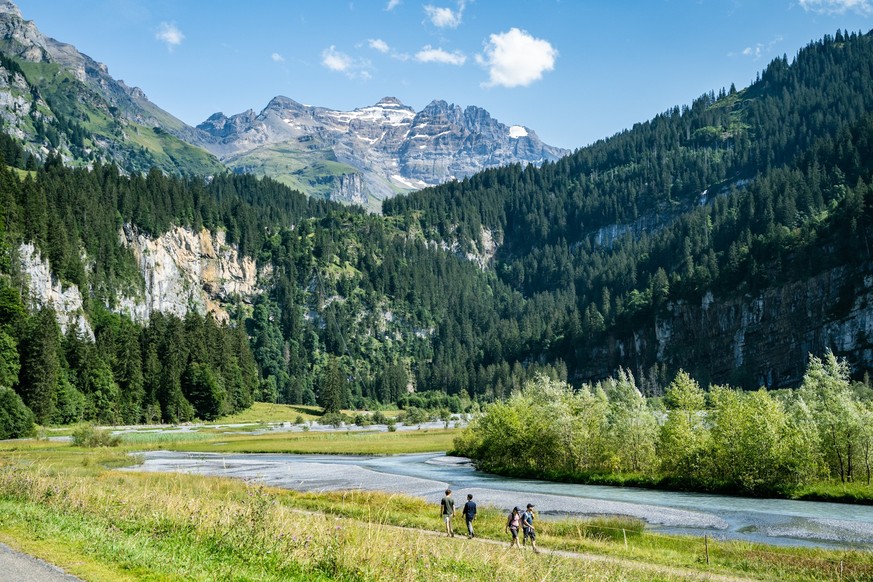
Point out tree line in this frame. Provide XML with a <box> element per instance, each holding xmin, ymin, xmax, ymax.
<box><xmin>453</xmin><ymin>351</ymin><xmax>873</xmax><ymax>495</ymax></box>
<box><xmin>4</xmin><ymin>30</ymin><xmax>873</xmax><ymax>434</ymax></box>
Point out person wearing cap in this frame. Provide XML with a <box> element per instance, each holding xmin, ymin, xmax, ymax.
<box><xmin>522</xmin><ymin>503</ymin><xmax>539</xmax><ymax>553</ymax></box>
<box><xmin>505</xmin><ymin>506</ymin><xmax>521</xmax><ymax>548</ymax></box>
<box><xmin>439</xmin><ymin>489</ymin><xmax>455</xmax><ymax>537</ymax></box>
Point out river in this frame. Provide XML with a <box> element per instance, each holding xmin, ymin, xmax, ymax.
<box><xmin>130</xmin><ymin>450</ymin><xmax>873</xmax><ymax>550</ymax></box>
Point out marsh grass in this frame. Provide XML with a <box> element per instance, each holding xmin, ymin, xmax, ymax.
<box><xmin>0</xmin><ymin>465</ymin><xmax>663</xmax><ymax>581</ymax></box>
<box><xmin>165</xmin><ymin>427</ymin><xmax>457</xmax><ymax>455</ymax></box>
<box><xmin>1</xmin><ymin>441</ymin><xmax>871</xmax><ymax>580</ymax></box>
<box><xmin>211</xmin><ymin>402</ymin><xmax>402</xmax><ymax>425</ymax></box>
<box><xmin>118</xmin><ymin>431</ymin><xmax>216</xmax><ymax>445</ymax></box>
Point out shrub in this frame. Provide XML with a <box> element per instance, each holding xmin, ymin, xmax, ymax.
<box><xmin>0</xmin><ymin>387</ymin><xmax>35</xmax><ymax>439</ymax></box>
<box><xmin>71</xmin><ymin>424</ymin><xmax>121</xmax><ymax>447</ymax></box>
<box><xmin>320</xmin><ymin>412</ymin><xmax>351</xmax><ymax>427</ymax></box>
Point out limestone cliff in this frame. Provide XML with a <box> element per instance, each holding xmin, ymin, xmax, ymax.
<box><xmin>117</xmin><ymin>225</ymin><xmax>260</xmax><ymax>323</ymax></box>
<box><xmin>587</xmin><ymin>263</ymin><xmax>873</xmax><ymax>389</ymax></box>
<box><xmin>18</xmin><ymin>226</ymin><xmax>262</xmax><ymax>337</ymax></box>
<box><xmin>18</xmin><ymin>242</ymin><xmax>93</xmax><ymax>338</ymax></box>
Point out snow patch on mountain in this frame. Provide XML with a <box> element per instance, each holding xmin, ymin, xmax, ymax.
<box><xmin>195</xmin><ymin>96</ymin><xmax>569</xmax><ymax>205</ymax></box>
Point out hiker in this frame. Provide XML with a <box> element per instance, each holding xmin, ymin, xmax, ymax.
<box><xmin>505</xmin><ymin>506</ymin><xmax>521</xmax><ymax>548</ymax></box>
<box><xmin>462</xmin><ymin>493</ymin><xmax>477</xmax><ymax>538</ymax></box>
<box><xmin>440</xmin><ymin>489</ymin><xmax>455</xmax><ymax>537</ymax></box>
<box><xmin>522</xmin><ymin>503</ymin><xmax>539</xmax><ymax>553</ymax></box>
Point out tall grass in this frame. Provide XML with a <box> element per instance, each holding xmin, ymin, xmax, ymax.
<box><xmin>0</xmin><ymin>466</ymin><xmax>666</xmax><ymax>581</ymax></box>
<box><xmin>118</xmin><ymin>431</ymin><xmax>215</xmax><ymax>445</ymax></box>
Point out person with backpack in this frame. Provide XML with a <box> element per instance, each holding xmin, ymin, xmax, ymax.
<box><xmin>505</xmin><ymin>506</ymin><xmax>521</xmax><ymax>548</ymax></box>
<box><xmin>439</xmin><ymin>489</ymin><xmax>455</xmax><ymax>537</ymax></box>
<box><xmin>462</xmin><ymin>493</ymin><xmax>477</xmax><ymax>538</ymax></box>
<box><xmin>522</xmin><ymin>503</ymin><xmax>539</xmax><ymax>553</ymax></box>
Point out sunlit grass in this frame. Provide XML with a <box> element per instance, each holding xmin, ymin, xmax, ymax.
<box><xmin>164</xmin><ymin>428</ymin><xmax>457</xmax><ymax>455</ymax></box>
<box><xmin>0</xmin><ymin>442</ymin><xmax>871</xmax><ymax>580</ymax></box>
<box><xmin>0</xmin><ymin>458</ymin><xmax>672</xmax><ymax>581</ymax></box>
<box><xmin>210</xmin><ymin>402</ymin><xmax>402</xmax><ymax>425</ymax></box>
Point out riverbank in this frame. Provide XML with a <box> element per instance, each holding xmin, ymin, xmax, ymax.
<box><xmin>2</xmin><ymin>441</ymin><xmax>871</xmax><ymax>581</ymax></box>
<box><xmin>450</xmin><ymin>461</ymin><xmax>873</xmax><ymax>506</ymax></box>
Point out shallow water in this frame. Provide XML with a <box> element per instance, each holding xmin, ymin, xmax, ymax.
<box><xmin>129</xmin><ymin>451</ymin><xmax>873</xmax><ymax>549</ymax></box>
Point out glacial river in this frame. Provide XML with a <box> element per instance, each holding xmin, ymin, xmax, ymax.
<box><xmin>131</xmin><ymin>450</ymin><xmax>873</xmax><ymax>550</ymax></box>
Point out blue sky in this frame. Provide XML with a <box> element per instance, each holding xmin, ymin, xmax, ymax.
<box><xmin>13</xmin><ymin>0</ymin><xmax>873</xmax><ymax>149</ymax></box>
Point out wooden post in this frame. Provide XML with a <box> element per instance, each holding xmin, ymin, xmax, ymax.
<box><xmin>704</xmin><ymin>534</ymin><xmax>710</xmax><ymax>565</ymax></box>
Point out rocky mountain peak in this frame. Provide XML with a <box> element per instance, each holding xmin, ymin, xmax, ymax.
<box><xmin>194</xmin><ymin>95</ymin><xmax>569</xmax><ymax>207</ymax></box>
<box><xmin>375</xmin><ymin>96</ymin><xmax>407</xmax><ymax>108</ymax></box>
<box><xmin>266</xmin><ymin>95</ymin><xmax>306</xmax><ymax>112</ymax></box>
<box><xmin>0</xmin><ymin>1</ymin><xmax>22</xmax><ymax>19</ymax></box>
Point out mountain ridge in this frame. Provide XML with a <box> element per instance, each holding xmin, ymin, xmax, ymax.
<box><xmin>194</xmin><ymin>95</ymin><xmax>569</xmax><ymax>207</ymax></box>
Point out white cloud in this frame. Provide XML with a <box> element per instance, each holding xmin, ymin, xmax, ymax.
<box><xmin>271</xmin><ymin>52</ymin><xmax>285</xmax><ymax>62</ymax></box>
<box><xmin>321</xmin><ymin>46</ymin><xmax>372</xmax><ymax>79</ymax></box>
<box><xmin>415</xmin><ymin>45</ymin><xmax>466</xmax><ymax>65</ymax></box>
<box><xmin>729</xmin><ymin>35</ymin><xmax>783</xmax><ymax>60</ymax></box>
<box><xmin>366</xmin><ymin>38</ymin><xmax>410</xmax><ymax>61</ymax></box>
<box><xmin>369</xmin><ymin>38</ymin><xmax>390</xmax><ymax>53</ymax></box>
<box><xmin>322</xmin><ymin>45</ymin><xmax>353</xmax><ymax>71</ymax></box>
<box><xmin>386</xmin><ymin>0</ymin><xmax>401</xmax><ymax>10</ymax></box>
<box><xmin>798</xmin><ymin>0</ymin><xmax>873</xmax><ymax>15</ymax></box>
<box><xmin>424</xmin><ymin>1</ymin><xmax>465</xmax><ymax>28</ymax></box>
<box><xmin>155</xmin><ymin>22</ymin><xmax>184</xmax><ymax>50</ymax></box>
<box><xmin>477</xmin><ymin>28</ymin><xmax>557</xmax><ymax>88</ymax></box>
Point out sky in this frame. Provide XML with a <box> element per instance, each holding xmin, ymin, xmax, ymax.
<box><xmin>12</xmin><ymin>0</ymin><xmax>873</xmax><ymax>150</ymax></box>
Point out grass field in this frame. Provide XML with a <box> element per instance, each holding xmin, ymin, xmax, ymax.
<box><xmin>1</xmin><ymin>436</ymin><xmax>872</xmax><ymax>580</ymax></box>
<box><xmin>208</xmin><ymin>402</ymin><xmax>402</xmax><ymax>425</ymax></box>
<box><xmin>163</xmin><ymin>428</ymin><xmax>456</xmax><ymax>455</ymax></box>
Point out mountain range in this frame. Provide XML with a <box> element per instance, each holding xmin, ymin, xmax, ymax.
<box><xmin>195</xmin><ymin>96</ymin><xmax>567</xmax><ymax>207</ymax></box>
<box><xmin>0</xmin><ymin>1</ymin><xmax>565</xmax><ymax>208</ymax></box>
<box><xmin>0</xmin><ymin>0</ymin><xmax>872</xmax><ymax>430</ymax></box>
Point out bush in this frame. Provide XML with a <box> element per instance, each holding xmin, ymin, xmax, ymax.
<box><xmin>0</xmin><ymin>387</ymin><xmax>35</xmax><ymax>439</ymax></box>
<box><xmin>320</xmin><ymin>412</ymin><xmax>351</xmax><ymax>427</ymax></box>
<box><xmin>400</xmin><ymin>406</ymin><xmax>429</xmax><ymax>426</ymax></box>
<box><xmin>71</xmin><ymin>424</ymin><xmax>121</xmax><ymax>447</ymax></box>
<box><xmin>371</xmin><ymin>410</ymin><xmax>387</xmax><ymax>424</ymax></box>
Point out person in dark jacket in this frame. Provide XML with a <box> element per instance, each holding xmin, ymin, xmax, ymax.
<box><xmin>462</xmin><ymin>493</ymin><xmax>477</xmax><ymax>538</ymax></box>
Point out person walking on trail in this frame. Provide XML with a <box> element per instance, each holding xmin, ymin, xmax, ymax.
<box><xmin>440</xmin><ymin>489</ymin><xmax>455</xmax><ymax>537</ymax></box>
<box><xmin>505</xmin><ymin>506</ymin><xmax>521</xmax><ymax>548</ymax></box>
<box><xmin>522</xmin><ymin>503</ymin><xmax>540</xmax><ymax>553</ymax></box>
<box><xmin>462</xmin><ymin>493</ymin><xmax>477</xmax><ymax>538</ymax></box>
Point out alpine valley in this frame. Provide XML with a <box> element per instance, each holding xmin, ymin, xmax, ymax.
<box><xmin>0</xmin><ymin>0</ymin><xmax>871</xmax><ymax>435</ymax></box>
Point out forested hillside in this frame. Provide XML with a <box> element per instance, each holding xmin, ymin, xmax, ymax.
<box><xmin>3</xmin><ymin>31</ymin><xmax>873</xmax><ymax>432</ymax></box>
<box><xmin>384</xmin><ymin>30</ymin><xmax>873</xmax><ymax>389</ymax></box>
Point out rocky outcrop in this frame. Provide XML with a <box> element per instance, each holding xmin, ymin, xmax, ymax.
<box><xmin>195</xmin><ymin>96</ymin><xmax>568</xmax><ymax>205</ymax></box>
<box><xmin>18</xmin><ymin>227</ymin><xmax>263</xmax><ymax>338</ymax></box>
<box><xmin>118</xmin><ymin>225</ymin><xmax>260</xmax><ymax>323</ymax></box>
<box><xmin>18</xmin><ymin>243</ymin><xmax>93</xmax><ymax>338</ymax></box>
<box><xmin>587</xmin><ymin>264</ymin><xmax>873</xmax><ymax>389</ymax></box>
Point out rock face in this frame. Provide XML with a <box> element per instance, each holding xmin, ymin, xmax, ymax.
<box><xmin>19</xmin><ymin>227</ymin><xmax>262</xmax><ymax>337</ymax></box>
<box><xmin>0</xmin><ymin>1</ymin><xmax>218</xmax><ymax>173</ymax></box>
<box><xmin>585</xmin><ymin>264</ymin><xmax>873</xmax><ymax>389</ymax></box>
<box><xmin>18</xmin><ymin>243</ymin><xmax>93</xmax><ymax>338</ymax></box>
<box><xmin>195</xmin><ymin>96</ymin><xmax>569</xmax><ymax>206</ymax></box>
<box><xmin>118</xmin><ymin>225</ymin><xmax>260</xmax><ymax>323</ymax></box>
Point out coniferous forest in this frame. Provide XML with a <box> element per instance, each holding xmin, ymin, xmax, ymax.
<box><xmin>2</xmin><ymin>31</ymin><xmax>873</xmax><ymax>435</ymax></box>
